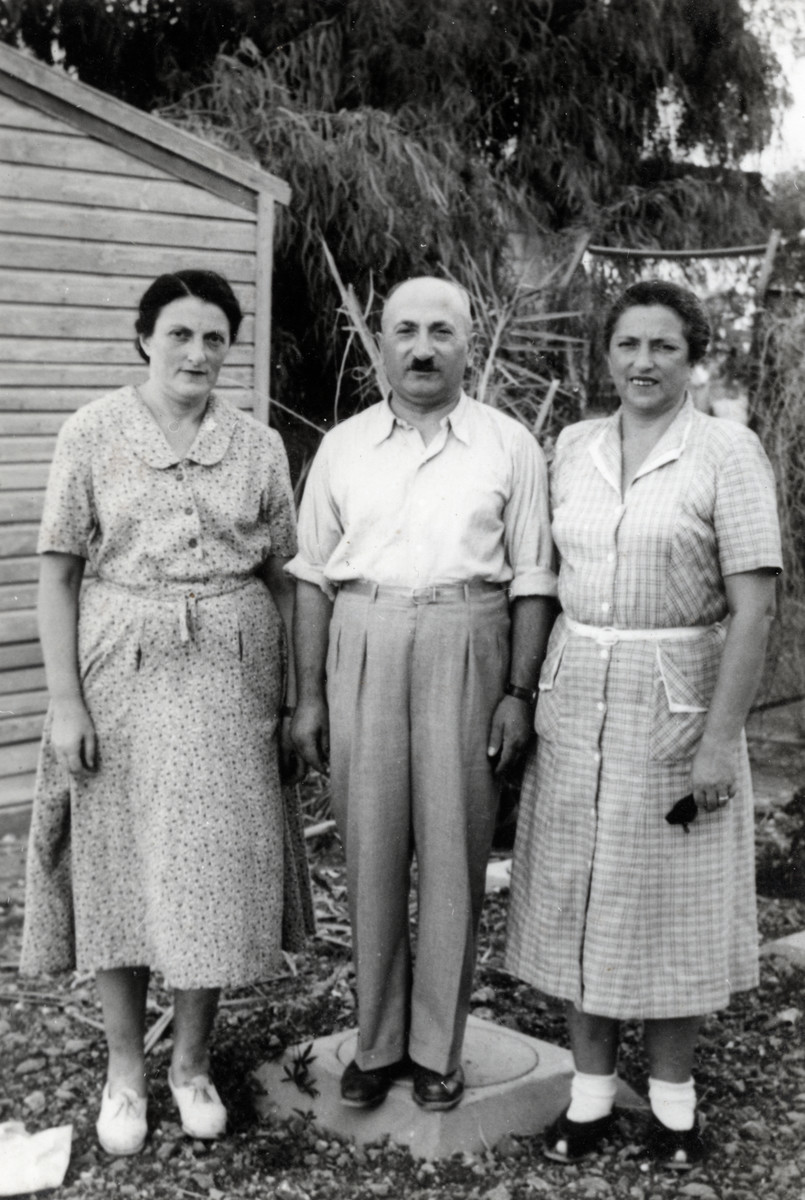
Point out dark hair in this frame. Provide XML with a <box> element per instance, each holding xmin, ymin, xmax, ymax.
<box><xmin>603</xmin><ymin>280</ymin><xmax>711</xmax><ymax>365</ymax></box>
<box><xmin>134</xmin><ymin>270</ymin><xmax>243</xmax><ymax>362</ymax></box>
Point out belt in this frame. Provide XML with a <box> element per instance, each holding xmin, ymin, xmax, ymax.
<box><xmin>564</xmin><ymin>616</ymin><xmax>716</xmax><ymax>645</ymax></box>
<box><xmin>93</xmin><ymin>575</ymin><xmax>256</xmax><ymax>644</ymax></box>
<box><xmin>338</xmin><ymin>579</ymin><xmax>504</xmax><ymax>605</ymax></box>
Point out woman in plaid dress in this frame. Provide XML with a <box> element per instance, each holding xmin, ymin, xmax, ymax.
<box><xmin>506</xmin><ymin>281</ymin><xmax>782</xmax><ymax>1169</ymax></box>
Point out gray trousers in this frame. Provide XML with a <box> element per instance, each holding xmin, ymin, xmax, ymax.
<box><xmin>327</xmin><ymin>583</ymin><xmax>510</xmax><ymax>1074</ymax></box>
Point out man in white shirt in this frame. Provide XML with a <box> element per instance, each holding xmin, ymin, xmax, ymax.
<box><xmin>288</xmin><ymin>276</ymin><xmax>556</xmax><ymax>1111</ymax></box>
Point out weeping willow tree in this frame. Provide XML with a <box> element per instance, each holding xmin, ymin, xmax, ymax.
<box><xmin>2</xmin><ymin>0</ymin><xmax>785</xmax><ymax>420</ymax></box>
<box><xmin>157</xmin><ymin>1</ymin><xmax>782</xmax><ymax>417</ymax></box>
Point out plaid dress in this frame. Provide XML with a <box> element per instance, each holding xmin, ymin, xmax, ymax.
<box><xmin>506</xmin><ymin>399</ymin><xmax>782</xmax><ymax>1018</ymax></box>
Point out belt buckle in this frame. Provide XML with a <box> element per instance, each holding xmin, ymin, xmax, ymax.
<box><xmin>412</xmin><ymin>586</ymin><xmax>436</xmax><ymax>605</ymax></box>
<box><xmin>596</xmin><ymin>626</ymin><xmax>620</xmax><ymax>646</ymax></box>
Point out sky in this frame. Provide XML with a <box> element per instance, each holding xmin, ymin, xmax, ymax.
<box><xmin>745</xmin><ymin>0</ymin><xmax>805</xmax><ymax>178</ymax></box>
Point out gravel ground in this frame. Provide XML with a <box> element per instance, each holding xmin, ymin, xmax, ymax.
<box><xmin>1</xmin><ymin>788</ymin><xmax>805</xmax><ymax>1200</ymax></box>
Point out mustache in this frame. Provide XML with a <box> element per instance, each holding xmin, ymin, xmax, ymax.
<box><xmin>409</xmin><ymin>357</ymin><xmax>436</xmax><ymax>372</ymax></box>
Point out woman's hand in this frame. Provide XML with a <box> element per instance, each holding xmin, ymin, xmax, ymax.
<box><xmin>690</xmin><ymin>732</ymin><xmax>738</xmax><ymax>814</ymax></box>
<box><xmin>51</xmin><ymin>698</ymin><xmax>97</xmax><ymax>777</ymax></box>
<box><xmin>689</xmin><ymin>571</ymin><xmax>777</xmax><ymax>816</ymax></box>
<box><xmin>279</xmin><ymin>714</ymin><xmax>306</xmax><ymax>785</ymax></box>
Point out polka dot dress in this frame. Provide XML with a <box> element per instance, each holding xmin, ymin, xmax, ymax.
<box><xmin>22</xmin><ymin>388</ymin><xmax>314</xmax><ymax>988</ymax></box>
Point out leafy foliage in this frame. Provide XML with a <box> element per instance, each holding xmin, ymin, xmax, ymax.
<box><xmin>1</xmin><ymin>0</ymin><xmax>785</xmax><ymax>420</ymax></box>
<box><xmin>0</xmin><ymin>0</ymin><xmax>246</xmax><ymax>109</ymax></box>
<box><xmin>770</xmin><ymin>168</ymin><xmax>805</xmax><ymax>239</ymax></box>
<box><xmin>753</xmin><ymin>307</ymin><xmax>805</xmax><ymax>697</ymax></box>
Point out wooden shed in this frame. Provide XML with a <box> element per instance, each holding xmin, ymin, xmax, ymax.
<box><xmin>0</xmin><ymin>43</ymin><xmax>290</xmax><ymax>814</ymax></box>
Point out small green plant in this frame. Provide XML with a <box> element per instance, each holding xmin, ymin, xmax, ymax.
<box><xmin>282</xmin><ymin>1041</ymin><xmax>320</xmax><ymax>1098</ymax></box>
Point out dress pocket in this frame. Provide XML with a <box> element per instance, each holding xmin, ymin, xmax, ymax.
<box><xmin>534</xmin><ymin>625</ymin><xmax>569</xmax><ymax>743</ymax></box>
<box><xmin>649</xmin><ymin>639</ymin><xmax>719</xmax><ymax>762</ymax></box>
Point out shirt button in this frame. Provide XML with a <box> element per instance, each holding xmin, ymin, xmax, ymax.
<box><xmin>596</xmin><ymin>701</ymin><xmax>605</xmax><ymax>712</ymax></box>
<box><xmin>189</xmin><ymin>538</ymin><xmax>198</xmax><ymax>548</ymax></box>
<box><xmin>607</xmin><ymin>553</ymin><xmax>615</xmax><ymax>563</ymax></box>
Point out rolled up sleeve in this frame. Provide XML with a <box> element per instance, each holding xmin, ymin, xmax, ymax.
<box><xmin>284</xmin><ymin>438</ymin><xmax>343</xmax><ymax>596</ymax></box>
<box><xmin>504</xmin><ymin>429</ymin><xmax>558</xmax><ymax>599</ymax></box>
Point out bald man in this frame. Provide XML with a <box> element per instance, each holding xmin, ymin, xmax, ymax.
<box><xmin>288</xmin><ymin>277</ymin><xmax>557</xmax><ymax>1111</ymax></box>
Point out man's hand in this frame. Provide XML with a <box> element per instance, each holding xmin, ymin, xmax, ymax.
<box><xmin>292</xmin><ymin>696</ymin><xmax>330</xmax><ymax>774</ymax></box>
<box><xmin>279</xmin><ymin>715</ymin><xmax>306</xmax><ymax>785</ymax></box>
<box><xmin>487</xmin><ymin>694</ymin><xmax>533</xmax><ymax>778</ymax></box>
<box><xmin>51</xmin><ymin>698</ymin><xmax>97</xmax><ymax>777</ymax></box>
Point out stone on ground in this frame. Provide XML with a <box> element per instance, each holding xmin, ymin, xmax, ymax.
<box><xmin>760</xmin><ymin>929</ymin><xmax>805</xmax><ymax>968</ymax></box>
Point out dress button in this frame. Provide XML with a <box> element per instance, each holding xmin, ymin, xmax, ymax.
<box><xmin>189</xmin><ymin>537</ymin><xmax>198</xmax><ymax>549</ymax></box>
<box><xmin>607</xmin><ymin>553</ymin><xmax>615</xmax><ymax>563</ymax></box>
<box><xmin>185</xmin><ymin>506</ymin><xmax>194</xmax><ymax>516</ymax></box>
<box><xmin>597</xmin><ymin>701</ymin><xmax>605</xmax><ymax>712</ymax></box>
<box><xmin>601</xmin><ymin>601</ymin><xmax>610</xmax><ymax>613</ymax></box>
<box><xmin>176</xmin><ymin>472</ymin><xmax>184</xmax><ymax>482</ymax></box>
<box><xmin>599</xmin><ymin>648</ymin><xmax>609</xmax><ymax>660</ymax></box>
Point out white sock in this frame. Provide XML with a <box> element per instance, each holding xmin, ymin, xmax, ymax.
<box><xmin>566</xmin><ymin>1070</ymin><xmax>618</xmax><ymax>1123</ymax></box>
<box><xmin>648</xmin><ymin>1076</ymin><xmax>696</xmax><ymax>1131</ymax></box>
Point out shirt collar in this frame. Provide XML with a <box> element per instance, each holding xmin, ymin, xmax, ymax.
<box><xmin>589</xmin><ymin>393</ymin><xmax>695</xmax><ymax>494</ymax></box>
<box><xmin>371</xmin><ymin>390</ymin><xmax>472</xmax><ymax>445</ymax></box>
<box><xmin>120</xmin><ymin>386</ymin><xmax>237</xmax><ymax>468</ymax></box>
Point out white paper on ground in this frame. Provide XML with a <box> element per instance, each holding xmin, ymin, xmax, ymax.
<box><xmin>0</xmin><ymin>1121</ymin><xmax>73</xmax><ymax>1195</ymax></box>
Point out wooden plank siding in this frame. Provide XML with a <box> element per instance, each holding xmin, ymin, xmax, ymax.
<box><xmin>0</xmin><ymin>48</ymin><xmax>289</xmax><ymax>813</ymax></box>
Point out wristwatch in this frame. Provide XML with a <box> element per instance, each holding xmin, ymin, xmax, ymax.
<box><xmin>504</xmin><ymin>683</ymin><xmax>537</xmax><ymax>704</ymax></box>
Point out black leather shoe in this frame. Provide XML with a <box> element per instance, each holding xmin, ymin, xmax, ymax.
<box><xmin>412</xmin><ymin>1063</ymin><xmax>465</xmax><ymax>1111</ymax></box>
<box><xmin>340</xmin><ymin>1059</ymin><xmax>398</xmax><ymax>1108</ymax></box>
<box><xmin>543</xmin><ymin>1107</ymin><xmax>614</xmax><ymax>1163</ymax></box>
<box><xmin>646</xmin><ymin>1113</ymin><xmax>705</xmax><ymax>1170</ymax></box>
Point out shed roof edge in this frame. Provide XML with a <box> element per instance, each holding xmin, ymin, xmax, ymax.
<box><xmin>0</xmin><ymin>42</ymin><xmax>290</xmax><ymax>206</ymax></box>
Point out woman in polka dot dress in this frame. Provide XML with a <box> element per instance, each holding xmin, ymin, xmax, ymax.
<box><xmin>21</xmin><ymin>270</ymin><xmax>313</xmax><ymax>1156</ymax></box>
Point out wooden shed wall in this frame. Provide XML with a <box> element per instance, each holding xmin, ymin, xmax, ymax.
<box><xmin>0</xmin><ymin>91</ymin><xmax>264</xmax><ymax>810</ymax></box>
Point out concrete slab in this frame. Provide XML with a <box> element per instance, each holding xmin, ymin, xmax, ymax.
<box><xmin>760</xmin><ymin>929</ymin><xmax>805</xmax><ymax>969</ymax></box>
<box><xmin>252</xmin><ymin>1016</ymin><xmax>644</xmax><ymax>1160</ymax></box>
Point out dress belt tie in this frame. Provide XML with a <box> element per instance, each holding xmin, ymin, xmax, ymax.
<box><xmin>93</xmin><ymin>575</ymin><xmax>255</xmax><ymax>645</ymax></box>
<box><xmin>564</xmin><ymin>616</ymin><xmax>717</xmax><ymax>645</ymax></box>
<box><xmin>178</xmin><ymin>594</ymin><xmax>196</xmax><ymax>645</ymax></box>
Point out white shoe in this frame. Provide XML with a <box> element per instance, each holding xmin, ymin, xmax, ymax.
<box><xmin>96</xmin><ymin>1082</ymin><xmax>147</xmax><ymax>1156</ymax></box>
<box><xmin>168</xmin><ymin>1071</ymin><xmax>227</xmax><ymax>1139</ymax></box>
